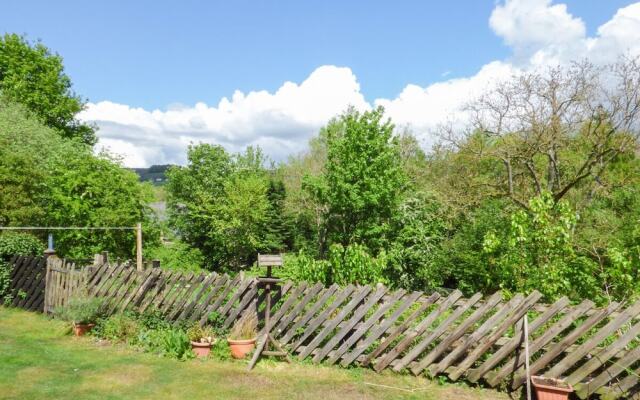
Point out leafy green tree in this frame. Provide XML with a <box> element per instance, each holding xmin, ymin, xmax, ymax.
<box><xmin>0</xmin><ymin>34</ymin><xmax>95</xmax><ymax>145</ymax></box>
<box><xmin>304</xmin><ymin>107</ymin><xmax>406</xmax><ymax>254</ymax></box>
<box><xmin>166</xmin><ymin>144</ymin><xmax>284</xmax><ymax>270</ymax></box>
<box><xmin>0</xmin><ymin>97</ymin><xmax>156</xmax><ymax>259</ymax></box>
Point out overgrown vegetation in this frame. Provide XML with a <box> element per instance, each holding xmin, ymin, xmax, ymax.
<box><xmin>2</xmin><ymin>34</ymin><xmax>640</xmax><ymax>305</ymax></box>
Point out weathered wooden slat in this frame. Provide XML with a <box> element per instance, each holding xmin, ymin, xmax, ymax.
<box><xmin>486</xmin><ymin>298</ymin><xmax>594</xmax><ymax>387</ymax></box>
<box><xmin>575</xmin><ymin>345</ymin><xmax>640</xmax><ymax>398</ymax></box>
<box><xmin>168</xmin><ymin>273</ymin><xmax>207</xmax><ymax>321</ymax></box>
<box><xmin>138</xmin><ymin>270</ymin><xmax>171</xmax><ymax>313</ymax></box>
<box><xmin>567</xmin><ymin>319</ymin><xmax>640</xmax><ymax>386</ymax></box>
<box><xmin>175</xmin><ymin>273</ymin><xmax>218</xmax><ymax>323</ymax></box>
<box><xmin>297</xmin><ymin>285</ymin><xmax>370</xmax><ymax>359</ymax></box>
<box><xmin>468</xmin><ymin>295</ymin><xmax>570</xmax><ymax>383</ymax></box>
<box><xmin>313</xmin><ymin>286</ymin><xmax>387</xmax><ymax>363</ymax></box>
<box><xmin>363</xmin><ymin>292</ymin><xmax>440</xmax><ymax>367</ymax></box>
<box><xmin>291</xmin><ymin>284</ymin><xmax>356</xmax><ymax>351</ymax></box>
<box><xmin>430</xmin><ymin>294</ymin><xmax>524</xmax><ymax>377</ymax></box>
<box><xmin>279</xmin><ymin>284</ymin><xmax>340</xmax><ymax>344</ymax></box>
<box><xmin>601</xmin><ymin>365</ymin><xmax>640</xmax><ymax>400</ymax></box>
<box><xmin>187</xmin><ymin>274</ymin><xmax>229</xmax><ymax>324</ymax></box>
<box><xmin>511</xmin><ymin>301</ymin><xmax>621</xmax><ymax>390</ymax></box>
<box><xmin>223</xmin><ymin>282</ymin><xmax>259</xmax><ymax>328</ymax></box>
<box><xmin>448</xmin><ymin>291</ymin><xmax>542</xmax><ymax>381</ymax></box>
<box><xmin>160</xmin><ymin>272</ymin><xmax>196</xmax><ymax>314</ymax></box>
<box><xmin>343</xmin><ymin>290</ymin><xmax>423</xmax><ymax>367</ymax></box>
<box><xmin>545</xmin><ymin>298</ymin><xmax>640</xmax><ymax>380</ymax></box>
<box><xmin>328</xmin><ymin>288</ymin><xmax>406</xmax><ymax>365</ymax></box>
<box><xmin>198</xmin><ymin>275</ymin><xmax>243</xmax><ymax>326</ymax></box>
<box><xmin>394</xmin><ymin>292</ymin><xmax>483</xmax><ymax>373</ymax></box>
<box><xmin>274</xmin><ymin>282</ymin><xmax>324</xmax><ymax>336</ymax></box>
<box><xmin>120</xmin><ymin>269</ymin><xmax>156</xmax><ymax>312</ymax></box>
<box><xmin>259</xmin><ymin>282</ymin><xmax>309</xmax><ymax>335</ymax></box>
<box><xmin>376</xmin><ymin>290</ymin><xmax>463</xmax><ymax>372</ymax></box>
<box><xmin>218</xmin><ymin>277</ymin><xmax>254</xmax><ymax>317</ymax></box>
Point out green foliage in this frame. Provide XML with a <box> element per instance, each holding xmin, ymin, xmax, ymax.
<box><xmin>0</xmin><ymin>232</ymin><xmax>44</xmax><ymax>260</ymax></box>
<box><xmin>145</xmin><ymin>241</ymin><xmax>205</xmax><ymax>272</ymax></box>
<box><xmin>138</xmin><ymin>327</ymin><xmax>194</xmax><ymax>360</ymax></box>
<box><xmin>186</xmin><ymin>323</ymin><xmax>215</xmax><ymax>343</ymax></box>
<box><xmin>0</xmin><ymin>232</ymin><xmax>44</xmax><ymax>301</ymax></box>
<box><xmin>0</xmin><ymin>34</ymin><xmax>95</xmax><ymax>145</ymax></box>
<box><xmin>304</xmin><ymin>107</ymin><xmax>406</xmax><ymax>254</ymax></box>
<box><xmin>282</xmin><ymin>243</ymin><xmax>388</xmax><ymax>286</ymax></box>
<box><xmin>166</xmin><ymin>144</ymin><xmax>285</xmax><ymax>271</ymax></box>
<box><xmin>55</xmin><ymin>296</ymin><xmax>107</xmax><ymax>325</ymax></box>
<box><xmin>0</xmin><ymin>97</ymin><xmax>158</xmax><ymax>259</ymax></box>
<box><xmin>94</xmin><ymin>313</ymin><xmax>141</xmax><ymax>344</ymax></box>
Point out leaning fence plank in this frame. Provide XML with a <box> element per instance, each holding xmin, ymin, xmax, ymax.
<box><xmin>486</xmin><ymin>298</ymin><xmax>594</xmax><ymax>387</ymax></box>
<box><xmin>291</xmin><ymin>285</ymin><xmax>356</xmax><ymax>352</ymax></box>
<box><xmin>363</xmin><ymin>292</ymin><xmax>440</xmax><ymax>367</ymax></box>
<box><xmin>511</xmin><ymin>301</ymin><xmax>620</xmax><ymax>390</ymax></box>
<box><xmin>468</xmin><ymin>295</ymin><xmax>569</xmax><ymax>383</ymax></box>
<box><xmin>280</xmin><ymin>284</ymin><xmax>340</xmax><ymax>344</ymax></box>
<box><xmin>188</xmin><ymin>274</ymin><xmax>229</xmax><ymax>324</ymax></box>
<box><xmin>575</xmin><ymin>345</ymin><xmax>640</xmax><ymax>398</ymax></box>
<box><xmin>545</xmin><ymin>299</ymin><xmax>640</xmax><ymax>380</ymax></box>
<box><xmin>274</xmin><ymin>282</ymin><xmax>324</xmax><ymax>336</ymax></box>
<box><xmin>448</xmin><ymin>291</ymin><xmax>542</xmax><ymax>381</ymax></box>
<box><xmin>395</xmin><ymin>292</ymin><xmax>482</xmax><ymax>373</ymax></box>
<box><xmin>168</xmin><ymin>273</ymin><xmax>207</xmax><ymax>321</ymax></box>
<box><xmin>175</xmin><ymin>273</ymin><xmax>219</xmax><ymax>323</ymax></box>
<box><xmin>328</xmin><ymin>289</ymin><xmax>406</xmax><ymax>366</ymax></box>
<box><xmin>297</xmin><ymin>285</ymin><xmax>369</xmax><ymax>359</ymax></box>
<box><xmin>430</xmin><ymin>294</ymin><xmax>525</xmax><ymax>377</ymax></box>
<box><xmin>567</xmin><ymin>319</ymin><xmax>640</xmax><ymax>386</ymax></box>
<box><xmin>313</xmin><ymin>286</ymin><xmax>387</xmax><ymax>363</ymax></box>
<box><xmin>376</xmin><ymin>290</ymin><xmax>463</xmax><ymax>372</ymax></box>
<box><xmin>343</xmin><ymin>290</ymin><xmax>422</xmax><ymax>367</ymax></box>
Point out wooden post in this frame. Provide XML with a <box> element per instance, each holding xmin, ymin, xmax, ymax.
<box><xmin>136</xmin><ymin>223</ymin><xmax>143</xmax><ymax>271</ymax></box>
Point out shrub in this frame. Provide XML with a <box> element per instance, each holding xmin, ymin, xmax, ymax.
<box><xmin>145</xmin><ymin>241</ymin><xmax>205</xmax><ymax>272</ymax></box>
<box><xmin>94</xmin><ymin>313</ymin><xmax>141</xmax><ymax>343</ymax></box>
<box><xmin>229</xmin><ymin>310</ymin><xmax>258</xmax><ymax>340</ymax></box>
<box><xmin>55</xmin><ymin>295</ymin><xmax>107</xmax><ymax>325</ymax></box>
<box><xmin>0</xmin><ymin>232</ymin><xmax>44</xmax><ymax>261</ymax></box>
<box><xmin>138</xmin><ymin>327</ymin><xmax>193</xmax><ymax>360</ymax></box>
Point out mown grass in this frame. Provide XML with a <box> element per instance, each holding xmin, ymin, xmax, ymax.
<box><xmin>0</xmin><ymin>307</ymin><xmax>510</xmax><ymax>400</ymax></box>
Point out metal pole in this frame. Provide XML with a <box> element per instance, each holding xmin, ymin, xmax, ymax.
<box><xmin>524</xmin><ymin>315</ymin><xmax>532</xmax><ymax>400</ymax></box>
<box><xmin>47</xmin><ymin>233</ymin><xmax>54</xmax><ymax>251</ymax></box>
<box><xmin>136</xmin><ymin>222</ymin><xmax>143</xmax><ymax>271</ymax></box>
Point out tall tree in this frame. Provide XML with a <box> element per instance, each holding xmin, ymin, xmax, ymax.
<box><xmin>304</xmin><ymin>107</ymin><xmax>406</xmax><ymax>254</ymax></box>
<box><xmin>0</xmin><ymin>34</ymin><xmax>95</xmax><ymax>145</ymax></box>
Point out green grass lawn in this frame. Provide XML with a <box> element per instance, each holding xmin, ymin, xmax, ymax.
<box><xmin>0</xmin><ymin>307</ymin><xmax>511</xmax><ymax>400</ymax></box>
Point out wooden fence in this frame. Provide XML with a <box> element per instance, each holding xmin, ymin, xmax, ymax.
<box><xmin>2</xmin><ymin>256</ymin><xmax>47</xmax><ymax>311</ymax></box>
<box><xmin>5</xmin><ymin>256</ymin><xmax>640</xmax><ymax>399</ymax></box>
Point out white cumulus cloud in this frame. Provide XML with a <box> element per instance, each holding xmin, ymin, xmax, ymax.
<box><xmin>80</xmin><ymin>0</ymin><xmax>640</xmax><ymax>167</ymax></box>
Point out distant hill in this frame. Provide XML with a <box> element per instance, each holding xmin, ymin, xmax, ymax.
<box><xmin>130</xmin><ymin>164</ymin><xmax>173</xmax><ymax>184</ymax></box>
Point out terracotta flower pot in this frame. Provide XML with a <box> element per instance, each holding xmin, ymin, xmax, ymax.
<box><xmin>191</xmin><ymin>341</ymin><xmax>213</xmax><ymax>358</ymax></box>
<box><xmin>227</xmin><ymin>338</ymin><xmax>256</xmax><ymax>359</ymax></box>
<box><xmin>73</xmin><ymin>323</ymin><xmax>95</xmax><ymax>337</ymax></box>
<box><xmin>531</xmin><ymin>375</ymin><xmax>573</xmax><ymax>400</ymax></box>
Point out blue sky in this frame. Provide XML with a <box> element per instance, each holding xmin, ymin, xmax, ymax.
<box><xmin>2</xmin><ymin>1</ymin><xmax>639</xmax><ymax>166</ymax></box>
<box><xmin>1</xmin><ymin>0</ymin><xmax>633</xmax><ymax>108</ymax></box>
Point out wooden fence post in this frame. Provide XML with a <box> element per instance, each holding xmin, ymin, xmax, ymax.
<box><xmin>136</xmin><ymin>222</ymin><xmax>143</xmax><ymax>271</ymax></box>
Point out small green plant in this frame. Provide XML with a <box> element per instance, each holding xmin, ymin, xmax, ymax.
<box><xmin>228</xmin><ymin>310</ymin><xmax>258</xmax><ymax>340</ymax></box>
<box><xmin>207</xmin><ymin>311</ymin><xmax>228</xmax><ymax>336</ymax></box>
<box><xmin>186</xmin><ymin>323</ymin><xmax>215</xmax><ymax>344</ymax></box>
<box><xmin>94</xmin><ymin>313</ymin><xmax>140</xmax><ymax>343</ymax></box>
<box><xmin>138</xmin><ymin>327</ymin><xmax>193</xmax><ymax>360</ymax></box>
<box><xmin>55</xmin><ymin>296</ymin><xmax>107</xmax><ymax>325</ymax></box>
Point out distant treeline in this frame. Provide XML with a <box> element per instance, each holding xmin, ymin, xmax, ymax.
<box><xmin>130</xmin><ymin>165</ymin><xmax>173</xmax><ymax>184</ymax></box>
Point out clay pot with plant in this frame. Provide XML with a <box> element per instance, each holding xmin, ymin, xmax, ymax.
<box><xmin>227</xmin><ymin>310</ymin><xmax>258</xmax><ymax>359</ymax></box>
<box><xmin>187</xmin><ymin>324</ymin><xmax>216</xmax><ymax>358</ymax></box>
<box><xmin>55</xmin><ymin>295</ymin><xmax>106</xmax><ymax>336</ymax></box>
<box><xmin>531</xmin><ymin>375</ymin><xmax>573</xmax><ymax>400</ymax></box>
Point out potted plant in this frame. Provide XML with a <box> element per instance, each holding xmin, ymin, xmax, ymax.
<box><xmin>187</xmin><ymin>324</ymin><xmax>216</xmax><ymax>358</ymax></box>
<box><xmin>227</xmin><ymin>310</ymin><xmax>258</xmax><ymax>359</ymax></box>
<box><xmin>531</xmin><ymin>375</ymin><xmax>573</xmax><ymax>400</ymax></box>
<box><xmin>55</xmin><ymin>296</ymin><xmax>106</xmax><ymax>336</ymax></box>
